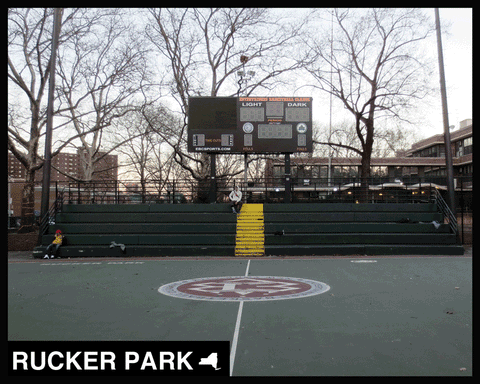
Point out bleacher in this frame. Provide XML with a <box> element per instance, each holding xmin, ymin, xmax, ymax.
<box><xmin>34</xmin><ymin>204</ymin><xmax>236</xmax><ymax>258</ymax></box>
<box><xmin>33</xmin><ymin>202</ymin><xmax>463</xmax><ymax>258</ymax></box>
<box><xmin>264</xmin><ymin>203</ymin><xmax>463</xmax><ymax>255</ymax></box>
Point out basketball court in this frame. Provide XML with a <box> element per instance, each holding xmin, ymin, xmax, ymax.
<box><xmin>8</xmin><ymin>253</ymin><xmax>471</xmax><ymax>376</ymax></box>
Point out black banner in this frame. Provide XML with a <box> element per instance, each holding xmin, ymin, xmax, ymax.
<box><xmin>8</xmin><ymin>341</ymin><xmax>230</xmax><ymax>376</ymax></box>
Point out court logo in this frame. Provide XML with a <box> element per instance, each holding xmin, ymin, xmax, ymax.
<box><xmin>158</xmin><ymin>276</ymin><xmax>330</xmax><ymax>302</ymax></box>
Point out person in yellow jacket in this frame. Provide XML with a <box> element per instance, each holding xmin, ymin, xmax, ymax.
<box><xmin>44</xmin><ymin>229</ymin><xmax>64</xmax><ymax>259</ymax></box>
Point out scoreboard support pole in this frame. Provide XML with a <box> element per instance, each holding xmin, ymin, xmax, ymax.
<box><xmin>284</xmin><ymin>153</ymin><xmax>291</xmax><ymax>203</ymax></box>
<box><xmin>209</xmin><ymin>153</ymin><xmax>217</xmax><ymax>203</ymax></box>
<box><xmin>244</xmin><ymin>153</ymin><xmax>248</xmax><ymax>202</ymax></box>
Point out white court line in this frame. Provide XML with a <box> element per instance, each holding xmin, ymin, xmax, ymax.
<box><xmin>230</xmin><ymin>259</ymin><xmax>250</xmax><ymax>376</ymax></box>
<box><xmin>39</xmin><ymin>261</ymin><xmax>144</xmax><ymax>265</ymax></box>
<box><xmin>244</xmin><ymin>259</ymin><xmax>251</xmax><ymax>276</ymax></box>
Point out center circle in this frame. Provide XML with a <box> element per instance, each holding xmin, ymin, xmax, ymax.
<box><xmin>158</xmin><ymin>276</ymin><xmax>330</xmax><ymax>302</ymax></box>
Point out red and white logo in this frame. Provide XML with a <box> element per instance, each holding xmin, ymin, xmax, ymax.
<box><xmin>159</xmin><ymin>276</ymin><xmax>330</xmax><ymax>302</ymax></box>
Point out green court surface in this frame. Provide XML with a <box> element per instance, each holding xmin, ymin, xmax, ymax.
<box><xmin>8</xmin><ymin>256</ymin><xmax>471</xmax><ymax>376</ymax></box>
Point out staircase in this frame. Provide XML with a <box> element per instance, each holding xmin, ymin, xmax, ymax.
<box><xmin>235</xmin><ymin>204</ymin><xmax>265</xmax><ymax>257</ymax></box>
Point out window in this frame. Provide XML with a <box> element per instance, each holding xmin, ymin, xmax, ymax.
<box><xmin>455</xmin><ymin>140</ymin><xmax>464</xmax><ymax>157</ymax></box>
<box><xmin>439</xmin><ymin>145</ymin><xmax>445</xmax><ymax>158</ymax></box>
<box><xmin>464</xmin><ymin>136</ymin><xmax>473</xmax><ymax>156</ymax></box>
<box><xmin>371</xmin><ymin>166</ymin><xmax>388</xmax><ymax>177</ymax></box>
<box><xmin>273</xmin><ymin>166</ymin><xmax>285</xmax><ymax>179</ymax></box>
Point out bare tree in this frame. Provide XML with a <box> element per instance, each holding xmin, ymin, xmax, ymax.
<box><xmin>55</xmin><ymin>8</ymin><xmax>152</xmax><ymax>181</ymax></box>
<box><xmin>306</xmin><ymin>8</ymin><xmax>435</xmax><ymax>185</ymax></box>
<box><xmin>145</xmin><ymin>8</ymin><xmax>316</xmax><ymax>181</ymax></box>
<box><xmin>113</xmin><ymin>104</ymin><xmax>181</xmax><ymax>199</ymax></box>
<box><xmin>9</xmin><ymin>8</ymin><xmax>156</xmax><ymax>227</ymax></box>
<box><xmin>8</xmin><ymin>8</ymin><xmax>79</xmax><ymax>224</ymax></box>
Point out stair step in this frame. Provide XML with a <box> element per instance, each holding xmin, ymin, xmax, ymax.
<box><xmin>235</xmin><ymin>203</ymin><xmax>265</xmax><ymax>257</ymax></box>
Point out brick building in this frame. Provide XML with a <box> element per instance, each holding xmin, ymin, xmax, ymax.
<box><xmin>404</xmin><ymin>119</ymin><xmax>472</xmax><ymax>179</ymax></box>
<box><xmin>8</xmin><ymin>150</ymin><xmax>117</xmax><ymax>217</ymax></box>
<box><xmin>265</xmin><ymin>119</ymin><xmax>472</xmax><ymax>187</ymax></box>
<box><xmin>8</xmin><ymin>150</ymin><xmax>118</xmax><ymax>182</ymax></box>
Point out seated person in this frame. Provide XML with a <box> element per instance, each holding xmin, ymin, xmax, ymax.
<box><xmin>44</xmin><ymin>229</ymin><xmax>64</xmax><ymax>259</ymax></box>
<box><xmin>229</xmin><ymin>186</ymin><xmax>243</xmax><ymax>214</ymax></box>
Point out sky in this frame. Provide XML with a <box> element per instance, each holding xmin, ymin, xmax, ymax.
<box><xmin>432</xmin><ymin>8</ymin><xmax>472</xmax><ymax>133</ymax></box>
<box><xmin>9</xmin><ymin>8</ymin><xmax>471</xmax><ymax>157</ymax></box>
<box><xmin>310</xmin><ymin>8</ymin><xmax>472</xmax><ymax>140</ymax></box>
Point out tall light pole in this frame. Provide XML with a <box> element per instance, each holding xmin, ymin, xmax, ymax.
<box><xmin>237</xmin><ymin>55</ymin><xmax>255</xmax><ymax>200</ymax></box>
<box><xmin>434</xmin><ymin>8</ymin><xmax>456</xmax><ymax>219</ymax></box>
<box><xmin>39</xmin><ymin>8</ymin><xmax>63</xmax><ymax>238</ymax></box>
<box><xmin>328</xmin><ymin>9</ymin><xmax>334</xmax><ymax>189</ymax></box>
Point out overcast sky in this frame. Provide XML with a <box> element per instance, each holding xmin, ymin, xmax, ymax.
<box><xmin>432</xmin><ymin>8</ymin><xmax>472</xmax><ymax>133</ymax></box>
<box><xmin>309</xmin><ymin>8</ymin><xmax>472</xmax><ymax>140</ymax></box>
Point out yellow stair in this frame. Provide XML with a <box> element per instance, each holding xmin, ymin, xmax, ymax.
<box><xmin>235</xmin><ymin>203</ymin><xmax>265</xmax><ymax>257</ymax></box>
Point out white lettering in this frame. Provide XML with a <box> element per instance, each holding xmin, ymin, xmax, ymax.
<box><xmin>31</xmin><ymin>351</ymin><xmax>45</xmax><ymax>370</ymax></box>
<box><xmin>48</xmin><ymin>351</ymin><xmax>64</xmax><ymax>370</ymax></box>
<box><xmin>287</xmin><ymin>102</ymin><xmax>307</xmax><ymax>107</ymax></box>
<box><xmin>66</xmin><ymin>351</ymin><xmax>82</xmax><ymax>370</ymax></box>
<box><xmin>84</xmin><ymin>351</ymin><xmax>98</xmax><ymax>370</ymax></box>
<box><xmin>125</xmin><ymin>352</ymin><xmax>139</xmax><ymax>370</ymax></box>
<box><xmin>141</xmin><ymin>352</ymin><xmax>156</xmax><ymax>370</ymax></box>
<box><xmin>12</xmin><ymin>352</ymin><xmax>28</xmax><ymax>370</ymax></box>
<box><xmin>101</xmin><ymin>352</ymin><xmax>116</xmax><ymax>370</ymax></box>
<box><xmin>177</xmin><ymin>352</ymin><xmax>193</xmax><ymax>370</ymax></box>
<box><xmin>160</xmin><ymin>352</ymin><xmax>175</xmax><ymax>370</ymax></box>
<box><xmin>12</xmin><ymin>350</ymin><xmax>117</xmax><ymax>371</ymax></box>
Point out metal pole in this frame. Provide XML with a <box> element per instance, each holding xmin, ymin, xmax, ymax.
<box><xmin>244</xmin><ymin>153</ymin><xmax>248</xmax><ymax>202</ymax></box>
<box><xmin>435</xmin><ymin>8</ymin><xmax>456</xmax><ymax>219</ymax></box>
<box><xmin>39</xmin><ymin>9</ymin><xmax>62</xmax><ymax>241</ymax></box>
<box><xmin>460</xmin><ymin>178</ymin><xmax>464</xmax><ymax>244</ymax></box>
<box><xmin>328</xmin><ymin>9</ymin><xmax>334</xmax><ymax>189</ymax></box>
<box><xmin>284</xmin><ymin>153</ymin><xmax>291</xmax><ymax>203</ymax></box>
<box><xmin>210</xmin><ymin>153</ymin><xmax>217</xmax><ymax>203</ymax></box>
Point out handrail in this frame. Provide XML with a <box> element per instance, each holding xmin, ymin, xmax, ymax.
<box><xmin>433</xmin><ymin>188</ymin><xmax>457</xmax><ymax>235</ymax></box>
<box><xmin>39</xmin><ymin>189</ymin><xmax>65</xmax><ymax>237</ymax></box>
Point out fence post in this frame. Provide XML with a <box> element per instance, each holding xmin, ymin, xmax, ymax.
<box><xmin>460</xmin><ymin>177</ymin><xmax>464</xmax><ymax>244</ymax></box>
<box><xmin>284</xmin><ymin>153</ymin><xmax>291</xmax><ymax>203</ymax></box>
<box><xmin>209</xmin><ymin>153</ymin><xmax>217</xmax><ymax>203</ymax></box>
<box><xmin>353</xmin><ymin>178</ymin><xmax>356</xmax><ymax>203</ymax></box>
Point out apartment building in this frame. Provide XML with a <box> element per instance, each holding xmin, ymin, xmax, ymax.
<box><xmin>8</xmin><ymin>150</ymin><xmax>118</xmax><ymax>182</ymax></box>
<box><xmin>265</xmin><ymin>119</ymin><xmax>472</xmax><ymax>186</ymax></box>
<box><xmin>8</xmin><ymin>150</ymin><xmax>118</xmax><ymax>217</ymax></box>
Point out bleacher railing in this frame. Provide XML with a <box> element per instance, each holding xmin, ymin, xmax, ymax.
<box><xmin>56</xmin><ymin>176</ymin><xmax>471</xmax><ymax>206</ymax></box>
<box><xmin>433</xmin><ymin>187</ymin><xmax>458</xmax><ymax>236</ymax></box>
<box><xmin>8</xmin><ymin>176</ymin><xmax>471</xmax><ymax>244</ymax></box>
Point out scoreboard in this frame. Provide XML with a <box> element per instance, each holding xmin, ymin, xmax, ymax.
<box><xmin>188</xmin><ymin>96</ymin><xmax>312</xmax><ymax>153</ymax></box>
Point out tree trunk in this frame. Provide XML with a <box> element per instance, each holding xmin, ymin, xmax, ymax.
<box><xmin>19</xmin><ymin>170</ymin><xmax>36</xmax><ymax>233</ymax></box>
<box><xmin>359</xmin><ymin>119</ymin><xmax>374</xmax><ymax>202</ymax></box>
